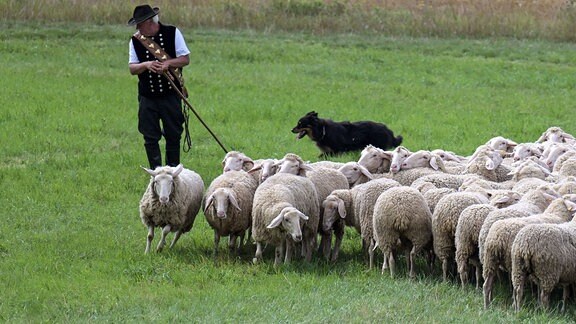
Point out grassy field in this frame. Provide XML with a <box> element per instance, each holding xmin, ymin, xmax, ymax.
<box><xmin>2</xmin><ymin>21</ymin><xmax>576</xmax><ymax>322</ymax></box>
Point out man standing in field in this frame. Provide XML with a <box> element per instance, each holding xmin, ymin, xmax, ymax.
<box><xmin>128</xmin><ymin>4</ymin><xmax>190</xmax><ymax>169</ymax></box>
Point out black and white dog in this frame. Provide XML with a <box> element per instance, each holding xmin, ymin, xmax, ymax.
<box><xmin>291</xmin><ymin>111</ymin><xmax>403</xmax><ymax>156</ymax></box>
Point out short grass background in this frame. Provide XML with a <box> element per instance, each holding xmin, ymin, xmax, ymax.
<box><xmin>2</xmin><ymin>4</ymin><xmax>576</xmax><ymax>322</ymax></box>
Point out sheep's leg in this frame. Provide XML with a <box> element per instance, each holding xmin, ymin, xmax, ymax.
<box><xmin>253</xmin><ymin>242</ymin><xmax>263</xmax><ymax>264</ymax></box>
<box><xmin>237</xmin><ymin>231</ymin><xmax>246</xmax><ymax>252</ymax></box>
<box><xmin>540</xmin><ymin>288</ymin><xmax>550</xmax><ymax>310</ymax></box>
<box><xmin>319</xmin><ymin>233</ymin><xmax>331</xmax><ymax>261</ymax></box>
<box><xmin>409</xmin><ymin>245</ymin><xmax>421</xmax><ymax>279</ymax></box>
<box><xmin>213</xmin><ymin>232</ymin><xmax>221</xmax><ymax>258</ymax></box>
<box><xmin>156</xmin><ymin>225</ymin><xmax>171</xmax><ymax>252</ymax></box>
<box><xmin>561</xmin><ymin>285</ymin><xmax>569</xmax><ymax>313</ymax></box>
<box><xmin>331</xmin><ymin>231</ymin><xmax>344</xmax><ymax>263</ymax></box>
<box><xmin>368</xmin><ymin>239</ymin><xmax>375</xmax><ymax>270</ymax></box>
<box><xmin>388</xmin><ymin>251</ymin><xmax>396</xmax><ymax>278</ymax></box>
<box><xmin>441</xmin><ymin>258</ymin><xmax>449</xmax><ymax>282</ymax></box>
<box><xmin>275</xmin><ymin>240</ymin><xmax>286</xmax><ymax>267</ymax></box>
<box><xmin>483</xmin><ymin>273</ymin><xmax>494</xmax><ymax>309</ymax></box>
<box><xmin>513</xmin><ymin>274</ymin><xmax>525</xmax><ymax>312</ymax></box>
<box><xmin>169</xmin><ymin>230</ymin><xmax>182</xmax><ymax>249</ymax></box>
<box><xmin>145</xmin><ymin>225</ymin><xmax>154</xmax><ymax>254</ymax></box>
<box><xmin>228</xmin><ymin>234</ymin><xmax>237</xmax><ymax>255</ymax></box>
<box><xmin>285</xmin><ymin>239</ymin><xmax>292</xmax><ymax>264</ymax></box>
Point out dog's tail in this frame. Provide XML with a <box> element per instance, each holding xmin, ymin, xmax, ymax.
<box><xmin>394</xmin><ymin>135</ymin><xmax>403</xmax><ymax>147</ymax></box>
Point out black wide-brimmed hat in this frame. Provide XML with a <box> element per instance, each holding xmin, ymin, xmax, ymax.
<box><xmin>127</xmin><ymin>5</ymin><xmax>159</xmax><ymax>26</ymax></box>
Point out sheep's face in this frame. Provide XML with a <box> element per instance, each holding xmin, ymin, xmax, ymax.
<box><xmin>358</xmin><ymin>146</ymin><xmax>390</xmax><ymax>173</ymax></box>
<box><xmin>153</xmin><ymin>173</ymin><xmax>175</xmax><ymax>204</ymax></box>
<box><xmin>267</xmin><ymin>207</ymin><xmax>308</xmax><ymax>242</ymax></box>
<box><xmin>390</xmin><ymin>146</ymin><xmax>411</xmax><ymax>173</ymax></box>
<box><xmin>259</xmin><ymin>159</ymin><xmax>277</xmax><ymax>182</ymax></box>
<box><xmin>322</xmin><ymin>196</ymin><xmax>345</xmax><ymax>232</ymax></box>
<box><xmin>338</xmin><ymin>162</ymin><xmax>373</xmax><ymax>186</ymax></box>
<box><xmin>222</xmin><ymin>152</ymin><xmax>253</xmax><ymax>173</ymax></box>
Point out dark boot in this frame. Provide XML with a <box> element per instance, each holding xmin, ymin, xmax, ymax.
<box><xmin>145</xmin><ymin>144</ymin><xmax>162</xmax><ymax>169</ymax></box>
<box><xmin>166</xmin><ymin>148</ymin><xmax>180</xmax><ymax>167</ymax></box>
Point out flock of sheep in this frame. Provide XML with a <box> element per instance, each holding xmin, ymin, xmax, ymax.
<box><xmin>138</xmin><ymin>126</ymin><xmax>576</xmax><ymax>312</ymax></box>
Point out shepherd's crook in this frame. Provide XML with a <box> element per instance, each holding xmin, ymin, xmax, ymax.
<box><xmin>163</xmin><ymin>71</ymin><xmax>228</xmax><ymax>154</ymax></box>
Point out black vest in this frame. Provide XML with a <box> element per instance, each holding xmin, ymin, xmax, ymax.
<box><xmin>132</xmin><ymin>24</ymin><xmax>179</xmax><ymax>98</ymax></box>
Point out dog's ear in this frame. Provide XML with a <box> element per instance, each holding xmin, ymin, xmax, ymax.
<box><xmin>306</xmin><ymin>111</ymin><xmax>318</xmax><ymax>118</ymax></box>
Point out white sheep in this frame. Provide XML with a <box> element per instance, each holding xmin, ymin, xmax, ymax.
<box><xmin>477</xmin><ymin>185</ymin><xmax>559</xmax><ymax>271</ymax></box>
<box><xmin>512</xmin><ymin>143</ymin><xmax>543</xmax><ymax>162</ymax></box>
<box><xmin>202</xmin><ymin>170</ymin><xmax>258</xmax><ymax>256</ymax></box>
<box><xmin>411</xmin><ymin>181</ymin><xmax>456</xmax><ymax>215</ymax></box>
<box><xmin>482</xmin><ymin>194</ymin><xmax>576</xmax><ymax>309</ymax></box>
<box><xmin>139</xmin><ymin>164</ymin><xmax>204</xmax><ymax>254</ymax></box>
<box><xmin>373</xmin><ymin>186</ymin><xmax>433</xmax><ymax>278</ymax></box>
<box><xmin>389</xmin><ymin>145</ymin><xmax>412</xmax><ymax>173</ymax></box>
<box><xmin>464</xmin><ymin>145</ymin><xmax>507</xmax><ymax>182</ymax></box>
<box><xmin>432</xmin><ymin>189</ymin><xmax>490</xmax><ymax>281</ymax></box>
<box><xmin>251</xmin><ymin>172</ymin><xmax>319</xmax><ymax>267</ymax></box>
<box><xmin>358</xmin><ymin>144</ymin><xmax>393</xmax><ymax>173</ymax></box>
<box><xmin>321</xmin><ymin>178</ymin><xmax>401</xmax><ymax>265</ymax></box>
<box><xmin>486</xmin><ymin>136</ymin><xmax>517</xmax><ymax>153</ymax></box>
<box><xmin>338</xmin><ymin>161</ymin><xmax>375</xmax><ymax>187</ymax></box>
<box><xmin>536</xmin><ymin>126</ymin><xmax>575</xmax><ymax>144</ymax></box>
<box><xmin>511</xmin><ymin>210</ymin><xmax>576</xmax><ymax>311</ymax></box>
<box><xmin>274</xmin><ymin>153</ymin><xmax>349</xmax><ymax>259</ymax></box>
<box><xmin>221</xmin><ymin>150</ymin><xmax>254</xmax><ymax>172</ymax></box>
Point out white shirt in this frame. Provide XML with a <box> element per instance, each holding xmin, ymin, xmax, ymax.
<box><xmin>128</xmin><ymin>27</ymin><xmax>190</xmax><ymax>64</ymax></box>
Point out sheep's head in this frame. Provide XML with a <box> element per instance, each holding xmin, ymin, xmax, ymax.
<box><xmin>390</xmin><ymin>145</ymin><xmax>411</xmax><ymax>173</ymax></box>
<box><xmin>322</xmin><ymin>194</ymin><xmax>347</xmax><ymax>233</ymax></box>
<box><xmin>275</xmin><ymin>153</ymin><xmax>312</xmax><ymax>176</ymax></box>
<box><xmin>401</xmin><ymin>150</ymin><xmax>446</xmax><ymax>172</ymax></box>
<box><xmin>267</xmin><ymin>207</ymin><xmax>309</xmax><ymax>242</ymax></box>
<box><xmin>358</xmin><ymin>145</ymin><xmax>392</xmax><ymax>173</ymax></box>
<box><xmin>486</xmin><ymin>136</ymin><xmax>517</xmax><ymax>153</ymax></box>
<box><xmin>222</xmin><ymin>151</ymin><xmax>254</xmax><ymax>173</ymax></box>
<box><xmin>143</xmin><ymin>164</ymin><xmax>184</xmax><ymax>204</ymax></box>
<box><xmin>204</xmin><ymin>188</ymin><xmax>241</xmax><ymax>219</ymax></box>
<box><xmin>338</xmin><ymin>162</ymin><xmax>373</xmax><ymax>187</ymax></box>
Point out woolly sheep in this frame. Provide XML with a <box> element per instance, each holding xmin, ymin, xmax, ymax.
<box><xmin>338</xmin><ymin>162</ymin><xmax>375</xmax><ymax>187</ymax></box>
<box><xmin>536</xmin><ymin>126</ymin><xmax>575</xmax><ymax>144</ymax></box>
<box><xmin>411</xmin><ymin>181</ymin><xmax>456</xmax><ymax>215</ymax></box>
<box><xmin>512</xmin><ymin>143</ymin><xmax>543</xmax><ymax>162</ymax></box>
<box><xmin>552</xmin><ymin>150</ymin><xmax>576</xmax><ymax>173</ymax></box>
<box><xmin>431</xmin><ymin>149</ymin><xmax>467</xmax><ymax>163</ymax></box>
<box><xmin>247</xmin><ymin>158</ymin><xmax>279</xmax><ymax>183</ymax></box>
<box><xmin>511</xmin><ymin>208</ymin><xmax>576</xmax><ymax>311</ymax></box>
<box><xmin>486</xmin><ymin>136</ymin><xmax>517</xmax><ymax>153</ymax></box>
<box><xmin>400</xmin><ymin>150</ymin><xmax>447</xmax><ymax>173</ymax></box>
<box><xmin>454</xmin><ymin>189</ymin><xmax>523</xmax><ymax>288</ymax></box>
<box><xmin>477</xmin><ymin>185</ymin><xmax>559</xmax><ymax>270</ymax></box>
<box><xmin>274</xmin><ymin>153</ymin><xmax>349</xmax><ymax>259</ymax></box>
<box><xmin>432</xmin><ymin>190</ymin><xmax>490</xmax><ymax>281</ymax></box>
<box><xmin>139</xmin><ymin>164</ymin><xmax>204</xmax><ymax>254</ymax></box>
<box><xmin>321</xmin><ymin>178</ymin><xmax>401</xmax><ymax>263</ymax></box>
<box><xmin>202</xmin><ymin>170</ymin><xmax>258</xmax><ymax>256</ymax></box>
<box><xmin>251</xmin><ymin>173</ymin><xmax>319</xmax><ymax>267</ymax></box>
<box><xmin>373</xmin><ymin>186</ymin><xmax>433</xmax><ymax>278</ymax></box>
<box><xmin>309</xmin><ymin>160</ymin><xmax>346</xmax><ymax>170</ymax></box>
<box><xmin>542</xmin><ymin>143</ymin><xmax>575</xmax><ymax>171</ymax></box>
<box><xmin>464</xmin><ymin>145</ymin><xmax>507</xmax><ymax>182</ymax></box>
<box><xmin>358</xmin><ymin>144</ymin><xmax>393</xmax><ymax>173</ymax></box>
<box><xmin>389</xmin><ymin>145</ymin><xmax>412</xmax><ymax>173</ymax></box>
<box><xmin>222</xmin><ymin>150</ymin><xmax>254</xmax><ymax>172</ymax></box>
<box><xmin>482</xmin><ymin>194</ymin><xmax>576</xmax><ymax>308</ymax></box>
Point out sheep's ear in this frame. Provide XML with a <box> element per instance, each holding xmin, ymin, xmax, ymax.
<box><xmin>358</xmin><ymin>165</ymin><xmax>374</xmax><ymax>180</ymax></box>
<box><xmin>204</xmin><ymin>195</ymin><xmax>214</xmax><ymax>213</ymax></box>
<box><xmin>485</xmin><ymin>159</ymin><xmax>496</xmax><ymax>171</ymax></box>
<box><xmin>429</xmin><ymin>156</ymin><xmax>439</xmax><ymax>170</ymax></box>
<box><xmin>492</xmin><ymin>196</ymin><xmax>510</xmax><ymax>205</ymax></box>
<box><xmin>267</xmin><ymin>212</ymin><xmax>285</xmax><ymax>229</ymax></box>
<box><xmin>563</xmin><ymin>199</ymin><xmax>576</xmax><ymax>212</ymax></box>
<box><xmin>228</xmin><ymin>192</ymin><xmax>241</xmax><ymax>211</ymax></box>
<box><xmin>247</xmin><ymin>165</ymin><xmax>262</xmax><ymax>174</ymax></box>
<box><xmin>337</xmin><ymin>199</ymin><xmax>346</xmax><ymax>219</ymax></box>
<box><xmin>299</xmin><ymin>212</ymin><xmax>309</xmax><ymax>221</ymax></box>
<box><xmin>172</xmin><ymin>164</ymin><xmax>184</xmax><ymax>177</ymax></box>
<box><xmin>141</xmin><ymin>165</ymin><xmax>156</xmax><ymax>176</ymax></box>
<box><xmin>242</xmin><ymin>159</ymin><xmax>255</xmax><ymax>171</ymax></box>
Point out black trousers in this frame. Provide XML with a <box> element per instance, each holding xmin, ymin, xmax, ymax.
<box><xmin>138</xmin><ymin>93</ymin><xmax>184</xmax><ymax>169</ymax></box>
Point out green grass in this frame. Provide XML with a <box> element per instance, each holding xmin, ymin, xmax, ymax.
<box><xmin>2</xmin><ymin>22</ymin><xmax>576</xmax><ymax>322</ymax></box>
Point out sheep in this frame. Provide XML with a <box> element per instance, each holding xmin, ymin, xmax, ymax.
<box><xmin>464</xmin><ymin>145</ymin><xmax>507</xmax><ymax>182</ymax></box>
<box><xmin>554</xmin><ymin>176</ymin><xmax>576</xmax><ymax>195</ymax></box>
<box><xmin>400</xmin><ymin>150</ymin><xmax>447</xmax><ymax>173</ymax></box>
<box><xmin>274</xmin><ymin>153</ymin><xmax>349</xmax><ymax>259</ymax></box>
<box><xmin>511</xmin><ymin>206</ymin><xmax>576</xmax><ymax>311</ymax></box>
<box><xmin>358</xmin><ymin>144</ymin><xmax>393</xmax><ymax>173</ymax></box>
<box><xmin>321</xmin><ymin>177</ymin><xmax>401</xmax><ymax>264</ymax></box>
<box><xmin>431</xmin><ymin>149</ymin><xmax>467</xmax><ymax>163</ymax></box>
<box><xmin>411</xmin><ymin>181</ymin><xmax>456</xmax><ymax>215</ymax></box>
<box><xmin>247</xmin><ymin>158</ymin><xmax>279</xmax><ymax>183</ymax></box>
<box><xmin>139</xmin><ymin>164</ymin><xmax>204</xmax><ymax>254</ymax></box>
<box><xmin>432</xmin><ymin>189</ymin><xmax>491</xmax><ymax>281</ymax></box>
<box><xmin>557</xmin><ymin>157</ymin><xmax>576</xmax><ymax>179</ymax></box>
<box><xmin>373</xmin><ymin>186</ymin><xmax>433</xmax><ymax>278</ymax></box>
<box><xmin>338</xmin><ymin>161</ymin><xmax>376</xmax><ymax>187</ymax></box>
<box><xmin>221</xmin><ymin>150</ymin><xmax>254</xmax><ymax>172</ymax></box>
<box><xmin>552</xmin><ymin>150</ymin><xmax>576</xmax><ymax>173</ymax></box>
<box><xmin>486</xmin><ymin>136</ymin><xmax>517</xmax><ymax>153</ymax></box>
<box><xmin>389</xmin><ymin>145</ymin><xmax>412</xmax><ymax>173</ymax></box>
<box><xmin>202</xmin><ymin>170</ymin><xmax>258</xmax><ymax>256</ymax></box>
<box><xmin>542</xmin><ymin>143</ymin><xmax>575</xmax><ymax>171</ymax></box>
<box><xmin>454</xmin><ymin>190</ymin><xmax>522</xmax><ymax>289</ymax></box>
<box><xmin>251</xmin><ymin>173</ymin><xmax>319</xmax><ymax>267</ymax></box>
<box><xmin>309</xmin><ymin>160</ymin><xmax>345</xmax><ymax>170</ymax></box>
<box><xmin>536</xmin><ymin>126</ymin><xmax>575</xmax><ymax>144</ymax></box>
<box><xmin>512</xmin><ymin>143</ymin><xmax>543</xmax><ymax>163</ymax></box>
<box><xmin>477</xmin><ymin>185</ymin><xmax>560</xmax><ymax>271</ymax></box>
<box><xmin>412</xmin><ymin>173</ymin><xmax>479</xmax><ymax>191</ymax></box>
<box><xmin>482</xmin><ymin>194</ymin><xmax>576</xmax><ymax>309</ymax></box>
